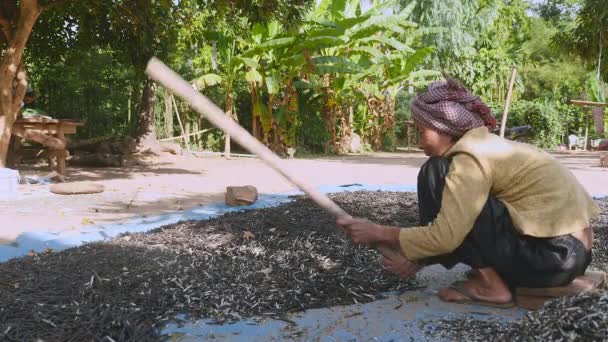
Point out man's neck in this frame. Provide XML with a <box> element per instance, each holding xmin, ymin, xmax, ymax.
<box><xmin>438</xmin><ymin>140</ymin><xmax>457</xmax><ymax>157</ymax></box>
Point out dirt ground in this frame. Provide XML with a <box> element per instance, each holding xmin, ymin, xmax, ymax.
<box><xmin>1</xmin><ymin>150</ymin><xmax>607</xmax><ymax>243</ymax></box>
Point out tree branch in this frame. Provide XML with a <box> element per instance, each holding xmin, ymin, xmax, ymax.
<box><xmin>0</xmin><ymin>0</ymin><xmax>41</xmax><ymax>117</ymax></box>
<box><xmin>117</xmin><ymin>3</ymin><xmax>143</xmax><ymax>26</ymax></box>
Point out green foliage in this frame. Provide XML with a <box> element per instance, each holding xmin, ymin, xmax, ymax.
<box><xmin>495</xmin><ymin>100</ymin><xmax>563</xmax><ymax>148</ymax></box>
<box><xmin>533</xmin><ymin>0</ymin><xmax>582</xmax><ymax>24</ymax></box>
<box><xmin>296</xmin><ymin>90</ymin><xmax>328</xmax><ymax>153</ymax></box>
<box><xmin>28</xmin><ymin>49</ymin><xmax>135</xmax><ymax>139</ymax></box>
<box><xmin>409</xmin><ymin>0</ymin><xmax>530</xmax><ymax>103</ymax></box>
<box><xmin>382</xmin><ymin>131</ymin><xmax>397</xmax><ymax>151</ymax></box>
<box><xmin>553</xmin><ymin>0</ymin><xmax>607</xmax><ymax>81</ymax></box>
<box><xmin>586</xmin><ymin>73</ymin><xmax>606</xmax><ymax>102</ymax></box>
<box><xmin>519</xmin><ymin>18</ymin><xmax>589</xmax><ymax>101</ymax></box>
<box><xmin>21</xmin><ymin>0</ymin><xmax>607</xmax><ymax>155</ymax></box>
<box><xmin>4</xmin><ymin>0</ymin><xmax>328</xmax><ymax>156</ymax></box>
<box><xmin>393</xmin><ymin>90</ymin><xmax>416</xmax><ymax>143</ymax></box>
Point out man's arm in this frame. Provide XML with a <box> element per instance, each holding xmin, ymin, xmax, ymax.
<box><xmin>398</xmin><ymin>153</ymin><xmax>492</xmax><ymax>260</ymax></box>
<box><xmin>339</xmin><ymin>153</ymin><xmax>492</xmax><ymax>261</ymax></box>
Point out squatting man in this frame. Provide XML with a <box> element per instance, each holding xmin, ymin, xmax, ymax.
<box><xmin>338</xmin><ymin>77</ymin><xmax>598</xmax><ymax>307</ymax></box>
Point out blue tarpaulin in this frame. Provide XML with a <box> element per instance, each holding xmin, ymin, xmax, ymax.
<box><xmin>2</xmin><ymin>183</ymin><xmax>602</xmax><ymax>341</ymax></box>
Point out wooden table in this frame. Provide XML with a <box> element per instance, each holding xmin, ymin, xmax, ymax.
<box><xmin>10</xmin><ymin>118</ymin><xmax>84</xmax><ymax>174</ymax></box>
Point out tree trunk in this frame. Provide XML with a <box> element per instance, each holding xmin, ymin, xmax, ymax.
<box><xmin>262</xmin><ymin>94</ymin><xmax>275</xmax><ymax>146</ymax></box>
<box><xmin>592</xmin><ymin>107</ymin><xmax>604</xmax><ymax>135</ymax></box>
<box><xmin>367</xmin><ymin>96</ymin><xmax>382</xmax><ymax>150</ymax></box>
<box><xmin>336</xmin><ymin>106</ymin><xmax>349</xmax><ymax>154</ymax></box>
<box><xmin>349</xmin><ymin>105</ymin><xmax>354</xmax><ymax>129</ymax></box>
<box><xmin>133</xmin><ymin>79</ymin><xmax>161</xmax><ymax>154</ymax></box>
<box><xmin>322</xmin><ymin>93</ymin><xmax>336</xmax><ymax>153</ymax></box>
<box><xmin>0</xmin><ymin>0</ymin><xmax>42</xmax><ymax>167</ymax></box>
<box><xmin>379</xmin><ymin>95</ymin><xmax>397</xmax><ymax>150</ymax></box>
<box><xmin>0</xmin><ymin>115</ymin><xmax>17</xmax><ymax>167</ymax></box>
<box><xmin>321</xmin><ymin>75</ymin><xmax>337</xmax><ymax>153</ymax></box>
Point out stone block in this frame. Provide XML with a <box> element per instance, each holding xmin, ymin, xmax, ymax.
<box><xmin>225</xmin><ymin>186</ymin><xmax>258</xmax><ymax>206</ymax></box>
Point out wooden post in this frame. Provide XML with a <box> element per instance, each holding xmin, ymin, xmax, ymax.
<box><xmin>56</xmin><ymin>124</ymin><xmax>66</xmax><ymax>175</ymax></box>
<box><xmin>171</xmin><ymin>95</ymin><xmax>191</xmax><ymax>153</ymax></box>
<box><xmin>584</xmin><ymin>109</ymin><xmax>590</xmax><ymax>151</ymax></box>
<box><xmin>224</xmin><ymin>92</ymin><xmax>234</xmax><ymax>159</ymax></box>
<box><xmin>500</xmin><ymin>68</ymin><xmax>518</xmax><ymax>138</ymax></box>
<box><xmin>408</xmin><ymin>75</ymin><xmax>414</xmax><ymax>94</ymax></box>
<box><xmin>407</xmin><ymin>123</ymin><xmax>412</xmax><ymax>152</ymax></box>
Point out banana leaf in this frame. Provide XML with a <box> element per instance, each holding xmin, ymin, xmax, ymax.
<box><xmin>193</xmin><ymin>73</ymin><xmax>223</xmax><ymax>88</ymax></box>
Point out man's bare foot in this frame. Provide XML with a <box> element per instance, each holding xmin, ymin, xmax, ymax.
<box><xmin>465</xmin><ymin>268</ymin><xmax>479</xmax><ymax>279</ymax></box>
<box><xmin>438</xmin><ymin>267</ymin><xmax>512</xmax><ymax>305</ymax></box>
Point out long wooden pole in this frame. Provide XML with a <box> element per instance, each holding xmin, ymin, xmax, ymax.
<box><xmin>146</xmin><ymin>58</ymin><xmax>401</xmax><ymax>259</ymax></box>
<box><xmin>500</xmin><ymin>68</ymin><xmax>518</xmax><ymax>138</ymax></box>
<box><xmin>147</xmin><ymin>58</ymin><xmax>347</xmax><ymax>217</ymax></box>
<box><xmin>171</xmin><ymin>95</ymin><xmax>191</xmax><ymax>153</ymax></box>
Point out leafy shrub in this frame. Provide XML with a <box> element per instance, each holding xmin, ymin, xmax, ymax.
<box><xmin>491</xmin><ymin>100</ymin><xmax>563</xmax><ymax>148</ymax></box>
<box><xmin>393</xmin><ymin>90</ymin><xmax>416</xmax><ymax>145</ymax></box>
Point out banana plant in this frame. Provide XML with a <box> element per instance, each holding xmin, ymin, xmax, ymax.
<box><xmin>232</xmin><ymin>0</ymin><xmax>438</xmax><ymax>153</ymax></box>
<box><xmin>240</xmin><ymin>21</ymin><xmax>304</xmax><ymax>150</ymax></box>
<box><xmin>193</xmin><ymin>30</ymin><xmax>244</xmax><ymax>157</ymax></box>
<box><xmin>302</xmin><ymin>0</ymin><xmax>438</xmax><ymax>151</ymax></box>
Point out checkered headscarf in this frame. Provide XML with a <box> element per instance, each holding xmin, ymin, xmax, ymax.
<box><xmin>411</xmin><ymin>78</ymin><xmax>497</xmax><ymax>137</ymax></box>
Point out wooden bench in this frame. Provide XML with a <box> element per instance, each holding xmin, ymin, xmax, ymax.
<box><xmin>10</xmin><ymin>118</ymin><xmax>84</xmax><ymax>175</ymax></box>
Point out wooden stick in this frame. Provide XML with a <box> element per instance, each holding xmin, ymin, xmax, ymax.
<box><xmin>584</xmin><ymin>109</ymin><xmax>589</xmax><ymax>151</ymax></box>
<box><xmin>159</xmin><ymin>128</ymin><xmax>215</xmax><ymax>142</ymax></box>
<box><xmin>500</xmin><ymin>68</ymin><xmax>518</xmax><ymax>138</ymax></box>
<box><xmin>191</xmin><ymin>151</ymin><xmax>258</xmax><ymax>158</ymax></box>
<box><xmin>146</xmin><ymin>58</ymin><xmax>404</xmax><ymax>260</ymax></box>
<box><xmin>171</xmin><ymin>95</ymin><xmax>191</xmax><ymax>152</ymax></box>
<box><xmin>570</xmin><ymin>99</ymin><xmax>608</xmax><ymax>107</ymax></box>
<box><xmin>147</xmin><ymin>58</ymin><xmax>347</xmax><ymax>217</ymax></box>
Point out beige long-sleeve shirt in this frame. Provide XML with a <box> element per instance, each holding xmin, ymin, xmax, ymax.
<box><xmin>399</xmin><ymin>127</ymin><xmax>600</xmax><ymax>261</ymax></box>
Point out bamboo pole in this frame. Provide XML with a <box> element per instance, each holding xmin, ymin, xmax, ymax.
<box><xmin>171</xmin><ymin>95</ymin><xmax>191</xmax><ymax>153</ymax></box>
<box><xmin>569</xmin><ymin>99</ymin><xmax>608</xmax><ymax>107</ymax></box>
<box><xmin>500</xmin><ymin>68</ymin><xmax>518</xmax><ymax>138</ymax></box>
<box><xmin>148</xmin><ymin>58</ymin><xmax>346</xmax><ymax>217</ymax></box>
<box><xmin>146</xmin><ymin>58</ymin><xmax>401</xmax><ymax>260</ymax></box>
<box><xmin>598</xmin><ymin>31</ymin><xmax>602</xmax><ymax>82</ymax></box>
<box><xmin>191</xmin><ymin>151</ymin><xmax>258</xmax><ymax>158</ymax></box>
<box><xmin>159</xmin><ymin>128</ymin><xmax>215</xmax><ymax>142</ymax></box>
